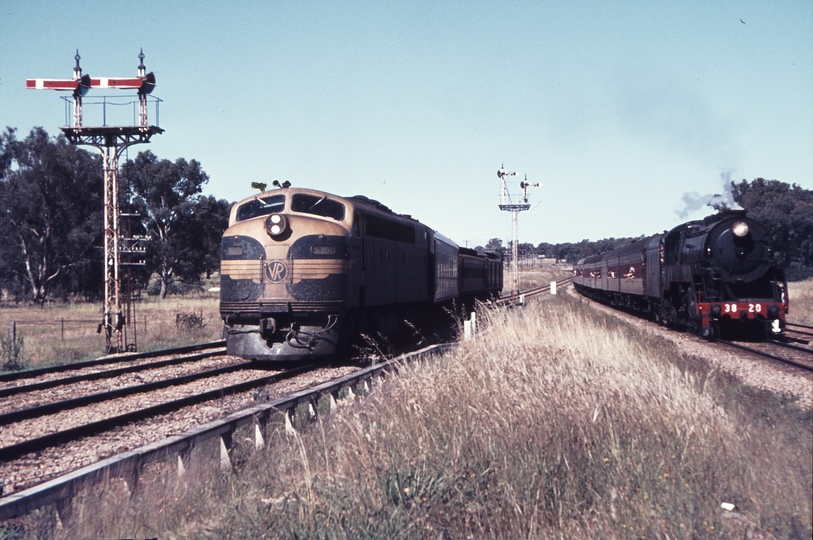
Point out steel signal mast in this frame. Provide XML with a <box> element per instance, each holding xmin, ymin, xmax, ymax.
<box><xmin>497</xmin><ymin>165</ymin><xmax>539</xmax><ymax>296</ymax></box>
<box><xmin>27</xmin><ymin>50</ymin><xmax>163</xmax><ymax>353</ymax></box>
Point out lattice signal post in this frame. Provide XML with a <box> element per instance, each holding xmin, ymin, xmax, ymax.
<box><xmin>497</xmin><ymin>166</ymin><xmax>539</xmax><ymax>296</ymax></box>
<box><xmin>27</xmin><ymin>50</ymin><xmax>163</xmax><ymax>353</ymax></box>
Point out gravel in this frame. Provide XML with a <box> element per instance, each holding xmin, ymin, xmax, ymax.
<box><xmin>0</xmin><ymin>360</ymin><xmax>357</xmax><ymax>496</ymax></box>
<box><xmin>567</xmin><ymin>287</ymin><xmax>812</xmax><ymax>409</ymax></box>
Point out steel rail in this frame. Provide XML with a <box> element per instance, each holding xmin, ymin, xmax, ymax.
<box><xmin>717</xmin><ymin>340</ymin><xmax>813</xmax><ymax>372</ymax></box>
<box><xmin>0</xmin><ymin>340</ymin><xmax>226</xmax><ymax>383</ymax></box>
<box><xmin>784</xmin><ymin>324</ymin><xmax>813</xmax><ymax>339</ymax></box>
<box><xmin>0</xmin><ymin>348</ymin><xmax>225</xmax><ymax>399</ymax></box>
<box><xmin>496</xmin><ymin>278</ymin><xmax>572</xmax><ymax>306</ymax></box>
<box><xmin>767</xmin><ymin>340</ymin><xmax>813</xmax><ymax>355</ymax></box>
<box><xmin>0</xmin><ymin>360</ymin><xmax>252</xmax><ymax>426</ymax></box>
<box><xmin>786</xmin><ymin>322</ymin><xmax>813</xmax><ymax>330</ymax></box>
<box><xmin>0</xmin><ymin>362</ymin><xmax>315</xmax><ymax>463</ymax></box>
<box><xmin>0</xmin><ymin>344</ymin><xmax>453</xmax><ymax>520</ymax></box>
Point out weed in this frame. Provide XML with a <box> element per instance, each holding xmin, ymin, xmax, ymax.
<box><xmin>0</xmin><ymin>331</ymin><xmax>25</xmax><ymax>371</ymax></box>
<box><xmin>175</xmin><ymin>310</ymin><xmax>207</xmax><ymax>331</ymax></box>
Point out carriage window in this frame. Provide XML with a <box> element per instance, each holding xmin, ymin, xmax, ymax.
<box><xmin>292</xmin><ymin>194</ymin><xmax>346</xmax><ymax>221</ymax></box>
<box><xmin>235</xmin><ymin>195</ymin><xmax>285</xmax><ymax>222</ymax></box>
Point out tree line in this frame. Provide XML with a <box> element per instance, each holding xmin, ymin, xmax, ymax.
<box><xmin>0</xmin><ymin>127</ymin><xmax>230</xmax><ymax>304</ymax></box>
<box><xmin>478</xmin><ymin>179</ymin><xmax>813</xmax><ymax>280</ymax></box>
<box><xmin>2</xmin><ymin>126</ymin><xmax>811</xmax><ymax>305</ymax></box>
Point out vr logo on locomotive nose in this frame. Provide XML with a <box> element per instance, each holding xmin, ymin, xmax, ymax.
<box><xmin>265</xmin><ymin>260</ymin><xmax>288</xmax><ymax>282</ymax></box>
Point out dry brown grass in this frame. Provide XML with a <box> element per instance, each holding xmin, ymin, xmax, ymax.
<box><xmin>787</xmin><ymin>277</ymin><xmax>813</xmax><ymax>326</ymax></box>
<box><xmin>11</xmin><ymin>291</ymin><xmax>812</xmax><ymax>539</ymax></box>
<box><xmin>504</xmin><ymin>266</ymin><xmax>572</xmax><ymax>293</ymax></box>
<box><xmin>0</xmin><ymin>294</ymin><xmax>223</xmax><ymax>371</ymax></box>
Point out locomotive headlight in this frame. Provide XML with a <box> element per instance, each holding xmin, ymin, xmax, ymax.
<box><xmin>732</xmin><ymin>221</ymin><xmax>749</xmax><ymax>238</ymax></box>
<box><xmin>265</xmin><ymin>213</ymin><xmax>288</xmax><ymax>238</ymax></box>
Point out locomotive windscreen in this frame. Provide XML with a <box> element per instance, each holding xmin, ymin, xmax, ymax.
<box><xmin>291</xmin><ymin>194</ymin><xmax>346</xmax><ymax>221</ymax></box>
<box><xmin>236</xmin><ymin>195</ymin><xmax>285</xmax><ymax>222</ymax></box>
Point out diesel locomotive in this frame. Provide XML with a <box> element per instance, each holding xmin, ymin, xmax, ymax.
<box><xmin>220</xmin><ymin>187</ymin><xmax>502</xmax><ymax>361</ymax></box>
<box><xmin>573</xmin><ymin>210</ymin><xmax>788</xmax><ymax>339</ymax></box>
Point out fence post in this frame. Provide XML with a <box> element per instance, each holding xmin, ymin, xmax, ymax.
<box><xmin>61</xmin><ymin>318</ymin><xmax>65</xmax><ymax>340</ymax></box>
<box><xmin>9</xmin><ymin>322</ymin><xmax>16</xmax><ymax>342</ymax></box>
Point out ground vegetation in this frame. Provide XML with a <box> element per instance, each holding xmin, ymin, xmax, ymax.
<box><xmin>22</xmin><ymin>282</ymin><xmax>810</xmax><ymax>539</ymax></box>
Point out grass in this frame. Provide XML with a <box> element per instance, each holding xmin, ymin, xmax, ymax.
<box><xmin>787</xmin><ymin>277</ymin><xmax>813</xmax><ymax>326</ymax></box>
<box><xmin>503</xmin><ymin>265</ymin><xmax>572</xmax><ymax>293</ymax></box>
<box><xmin>0</xmin><ymin>292</ymin><xmax>223</xmax><ymax>372</ymax></box>
<box><xmin>14</xmin><ymin>288</ymin><xmax>809</xmax><ymax>539</ymax></box>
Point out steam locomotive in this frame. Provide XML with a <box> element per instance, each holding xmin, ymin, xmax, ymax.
<box><xmin>573</xmin><ymin>210</ymin><xmax>788</xmax><ymax>339</ymax></box>
<box><xmin>220</xmin><ymin>187</ymin><xmax>502</xmax><ymax>361</ymax></box>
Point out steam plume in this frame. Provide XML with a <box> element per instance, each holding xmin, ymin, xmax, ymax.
<box><xmin>677</xmin><ymin>171</ymin><xmax>743</xmax><ymax>219</ymax></box>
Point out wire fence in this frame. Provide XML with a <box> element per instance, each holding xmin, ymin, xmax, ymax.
<box><xmin>5</xmin><ymin>316</ymin><xmax>151</xmax><ymax>342</ymax></box>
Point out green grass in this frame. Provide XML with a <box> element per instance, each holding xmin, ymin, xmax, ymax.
<box><xmin>20</xmin><ymin>289</ymin><xmax>809</xmax><ymax>539</ymax></box>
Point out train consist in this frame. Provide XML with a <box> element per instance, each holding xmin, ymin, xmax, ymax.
<box><xmin>220</xmin><ymin>187</ymin><xmax>503</xmax><ymax>360</ymax></box>
<box><xmin>573</xmin><ymin>210</ymin><xmax>788</xmax><ymax>339</ymax></box>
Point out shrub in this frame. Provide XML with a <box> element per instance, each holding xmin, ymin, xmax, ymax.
<box><xmin>0</xmin><ymin>331</ymin><xmax>25</xmax><ymax>371</ymax></box>
<box><xmin>175</xmin><ymin>310</ymin><xmax>206</xmax><ymax>331</ymax></box>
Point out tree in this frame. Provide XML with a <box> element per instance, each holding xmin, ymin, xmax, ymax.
<box><xmin>0</xmin><ymin>127</ymin><xmax>103</xmax><ymax>304</ymax></box>
<box><xmin>177</xmin><ymin>195</ymin><xmax>231</xmax><ymax>280</ymax></box>
<box><xmin>484</xmin><ymin>238</ymin><xmax>505</xmax><ymax>257</ymax></box>
<box><xmin>120</xmin><ymin>151</ymin><xmax>228</xmax><ymax>298</ymax></box>
<box><xmin>731</xmin><ymin>178</ymin><xmax>813</xmax><ymax>275</ymax></box>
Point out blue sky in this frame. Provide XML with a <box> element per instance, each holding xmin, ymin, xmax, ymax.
<box><xmin>2</xmin><ymin>1</ymin><xmax>811</xmax><ymax>247</ymax></box>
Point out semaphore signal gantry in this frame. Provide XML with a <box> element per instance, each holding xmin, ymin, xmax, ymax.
<box><xmin>27</xmin><ymin>50</ymin><xmax>164</xmax><ymax>354</ymax></box>
<box><xmin>497</xmin><ymin>165</ymin><xmax>540</xmax><ymax>296</ymax></box>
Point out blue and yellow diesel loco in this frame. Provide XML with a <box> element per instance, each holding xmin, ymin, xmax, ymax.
<box><xmin>220</xmin><ymin>187</ymin><xmax>502</xmax><ymax>361</ymax></box>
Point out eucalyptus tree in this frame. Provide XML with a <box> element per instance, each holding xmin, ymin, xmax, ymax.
<box><xmin>0</xmin><ymin>127</ymin><xmax>103</xmax><ymax>304</ymax></box>
<box><xmin>120</xmin><ymin>150</ymin><xmax>229</xmax><ymax>298</ymax></box>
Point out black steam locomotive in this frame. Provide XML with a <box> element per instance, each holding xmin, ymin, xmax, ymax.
<box><xmin>573</xmin><ymin>210</ymin><xmax>788</xmax><ymax>339</ymax></box>
<box><xmin>220</xmin><ymin>187</ymin><xmax>503</xmax><ymax>361</ymax></box>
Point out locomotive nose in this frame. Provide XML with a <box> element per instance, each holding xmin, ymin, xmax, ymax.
<box><xmin>712</xmin><ymin>219</ymin><xmax>770</xmax><ymax>283</ymax></box>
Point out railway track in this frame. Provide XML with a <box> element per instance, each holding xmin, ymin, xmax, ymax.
<box><xmin>497</xmin><ymin>278</ymin><xmax>572</xmax><ymax>306</ymax></box>
<box><xmin>0</xmin><ymin>344</ymin><xmax>228</xmax><ymax>401</ymax></box>
<box><xmin>785</xmin><ymin>322</ymin><xmax>813</xmax><ymax>342</ymax></box>
<box><xmin>0</xmin><ymin>344</ymin><xmax>451</xmax><ymax>520</ymax></box>
<box><xmin>0</xmin><ymin>284</ymin><xmax>568</xmax><ymax>517</ymax></box>
<box><xmin>717</xmin><ymin>339</ymin><xmax>813</xmax><ymax>372</ymax></box>
<box><xmin>0</xmin><ymin>357</ymin><xmax>315</xmax><ymax>463</ymax></box>
<box><xmin>0</xmin><ymin>340</ymin><xmax>226</xmax><ymax>385</ymax></box>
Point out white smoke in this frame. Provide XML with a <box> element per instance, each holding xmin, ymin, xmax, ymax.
<box><xmin>677</xmin><ymin>171</ymin><xmax>743</xmax><ymax>219</ymax></box>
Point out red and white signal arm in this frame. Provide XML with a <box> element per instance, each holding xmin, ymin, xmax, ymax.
<box><xmin>26</xmin><ymin>72</ymin><xmax>155</xmax><ymax>94</ymax></box>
